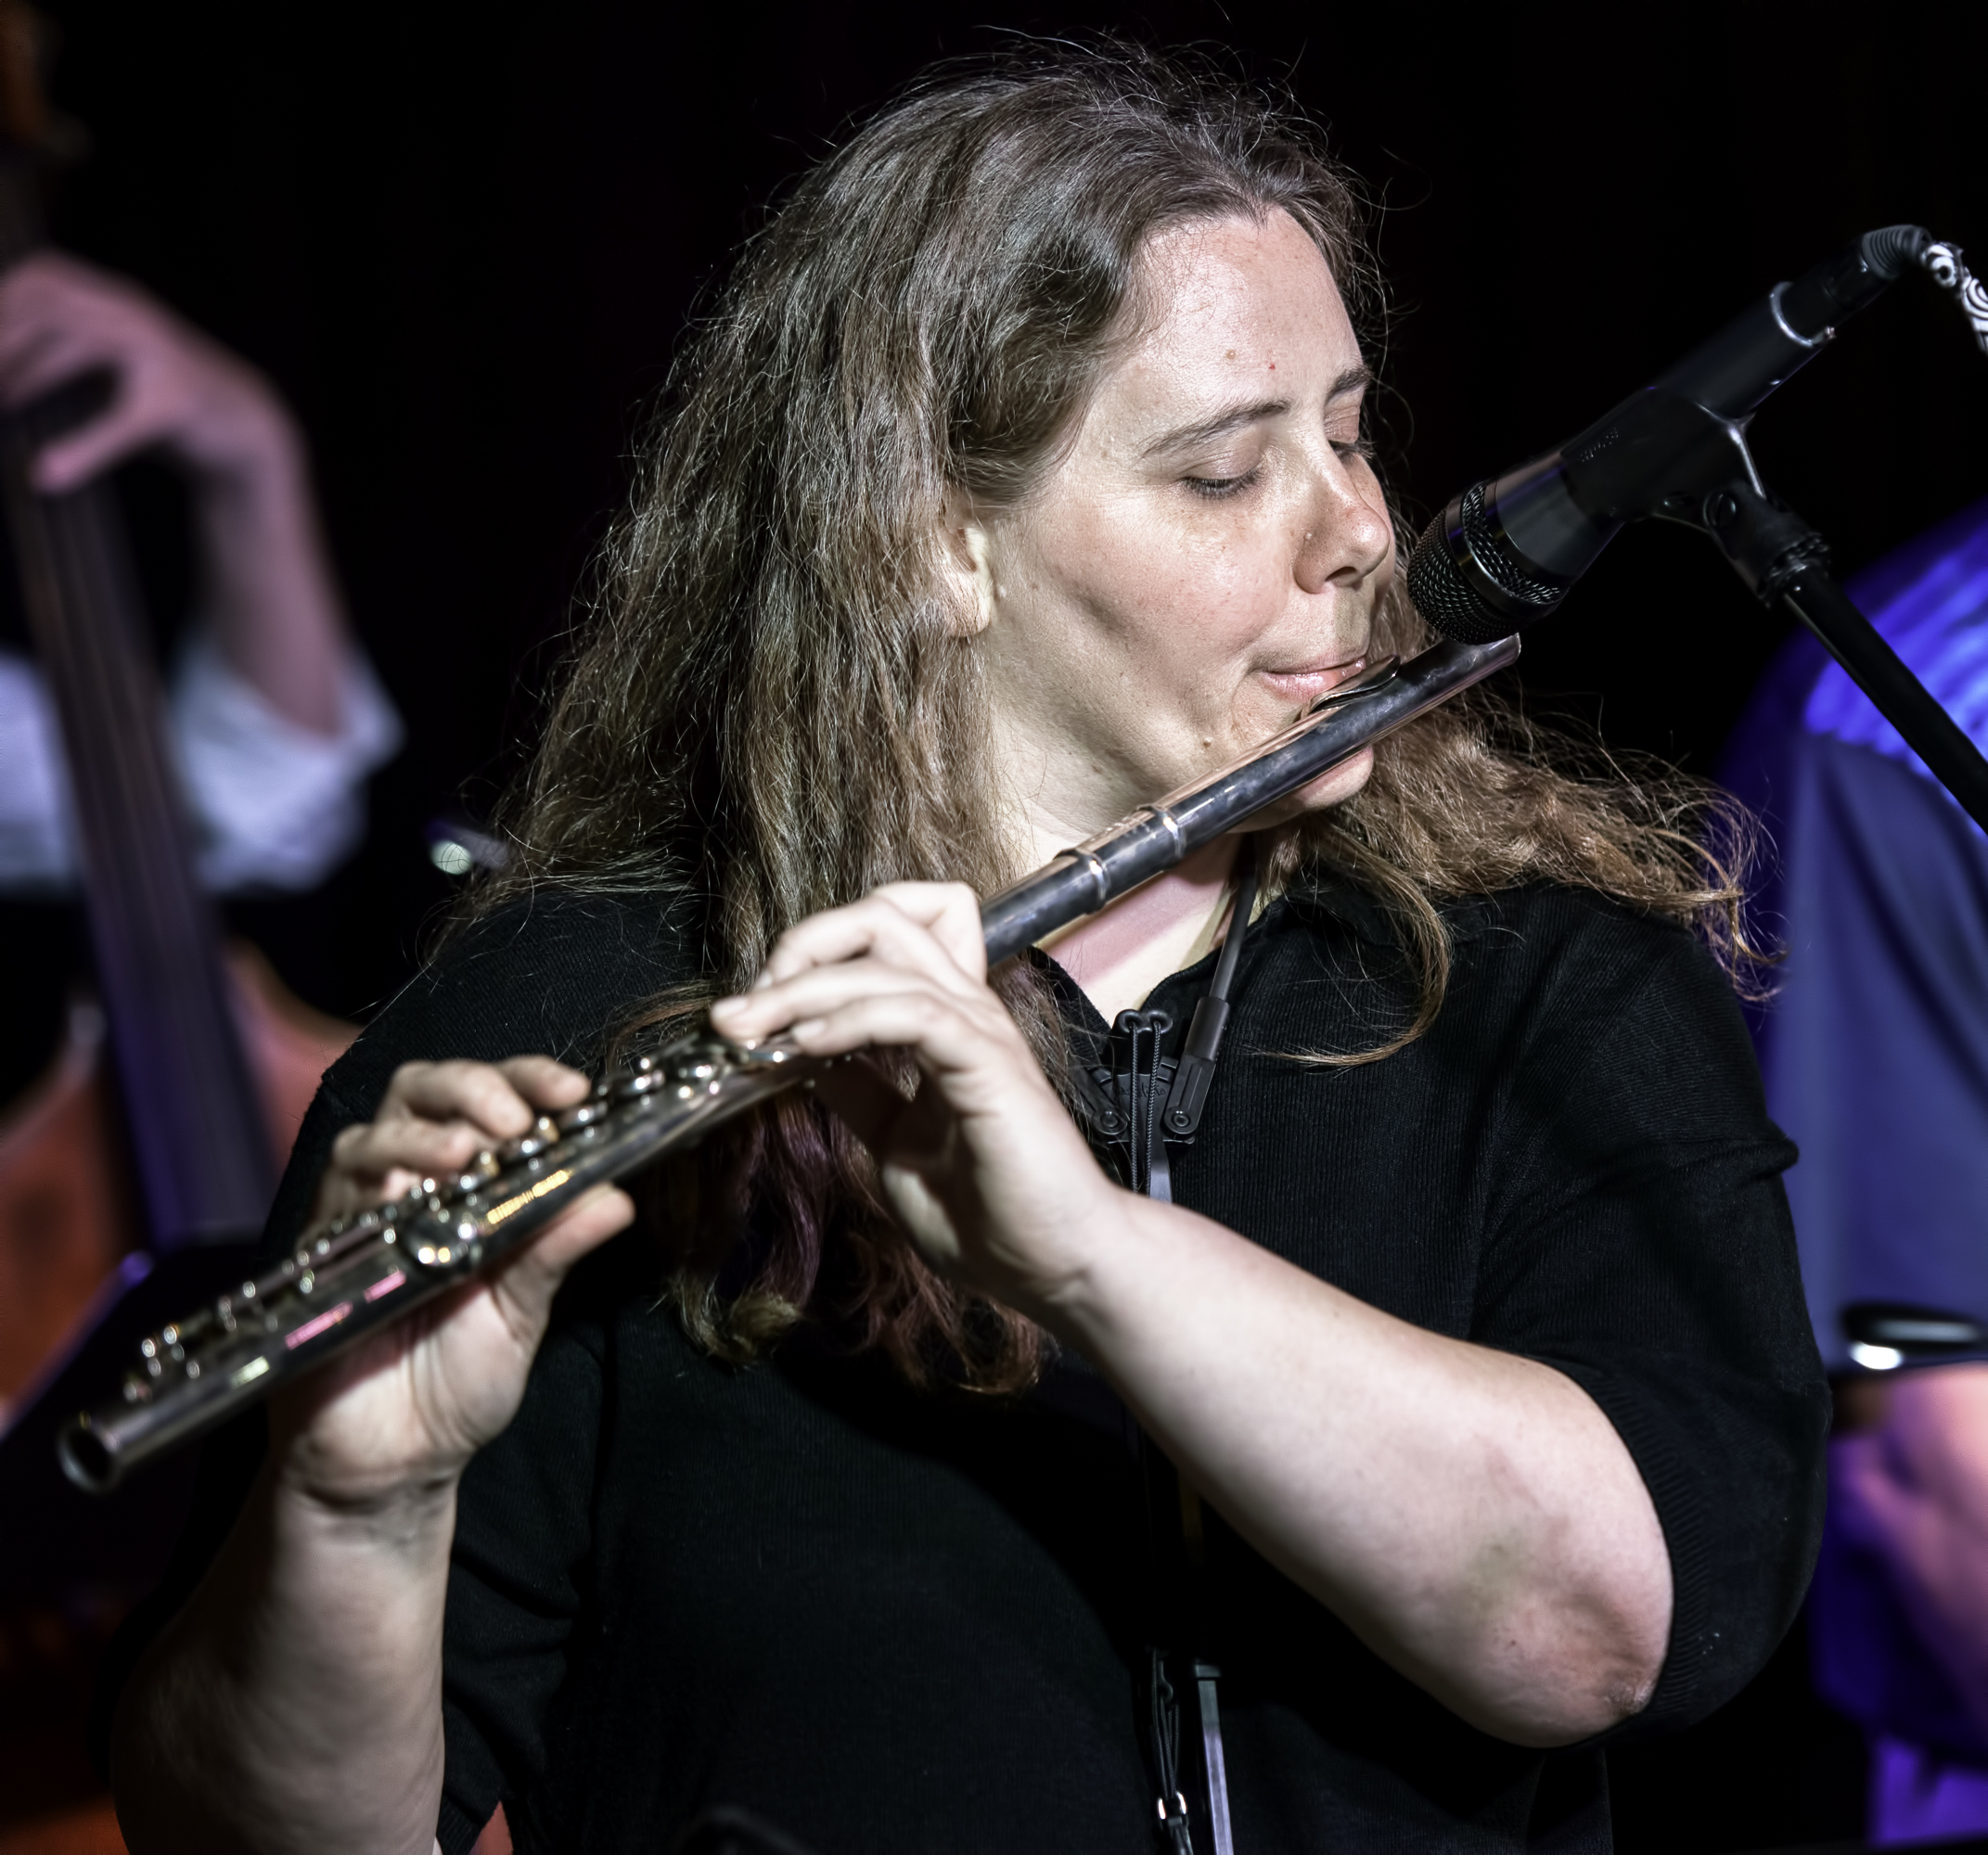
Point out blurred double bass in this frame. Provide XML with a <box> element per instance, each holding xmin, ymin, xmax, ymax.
<box><xmin>0</xmin><ymin>2</ymin><xmax>353</xmax><ymax>1594</ymax></box>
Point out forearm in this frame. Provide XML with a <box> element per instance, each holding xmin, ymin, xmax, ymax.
<box><xmin>1043</xmin><ymin>1195</ymin><xmax>1672</xmax><ymax>1745</ymax></box>
<box><xmin>112</xmin><ymin>1462</ymin><xmax>455</xmax><ymax>1855</ymax></box>
<box><xmin>192</xmin><ymin>407</ymin><xmax>351</xmax><ymax>736</ymax></box>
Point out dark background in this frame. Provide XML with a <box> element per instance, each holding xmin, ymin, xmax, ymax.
<box><xmin>13</xmin><ymin>0</ymin><xmax>1988</xmax><ymax>1846</ymax></box>
<box><xmin>27</xmin><ymin>0</ymin><xmax>1988</xmax><ymax>1028</ymax></box>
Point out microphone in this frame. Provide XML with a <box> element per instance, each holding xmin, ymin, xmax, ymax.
<box><xmin>1399</xmin><ymin>223</ymin><xmax>1988</xmax><ymax>838</ymax></box>
<box><xmin>1404</xmin><ymin>224</ymin><xmax>1936</xmax><ymax>644</ymax></box>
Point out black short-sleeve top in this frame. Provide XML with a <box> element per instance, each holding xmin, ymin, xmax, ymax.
<box><xmin>111</xmin><ymin>877</ymin><xmax>1828</xmax><ymax>1855</ymax></box>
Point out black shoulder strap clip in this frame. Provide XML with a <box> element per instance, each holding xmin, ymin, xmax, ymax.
<box><xmin>1161</xmin><ymin>836</ymin><xmax>1259</xmax><ymax>1140</ymax></box>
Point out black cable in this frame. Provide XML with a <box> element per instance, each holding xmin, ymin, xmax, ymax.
<box><xmin>1164</xmin><ymin>835</ymin><xmax>1258</xmax><ymax>1139</ymax></box>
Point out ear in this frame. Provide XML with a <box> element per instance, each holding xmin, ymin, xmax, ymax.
<box><xmin>937</xmin><ymin>483</ymin><xmax>996</xmax><ymax>636</ymax></box>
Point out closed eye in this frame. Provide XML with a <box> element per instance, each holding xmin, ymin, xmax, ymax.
<box><xmin>1184</xmin><ymin>467</ymin><xmax>1261</xmax><ymax>499</ymax></box>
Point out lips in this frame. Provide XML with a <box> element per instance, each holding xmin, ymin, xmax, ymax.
<box><xmin>1255</xmin><ymin>654</ymin><xmax>1367</xmax><ymax>706</ymax></box>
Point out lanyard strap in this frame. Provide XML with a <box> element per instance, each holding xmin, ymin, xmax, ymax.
<box><xmin>1082</xmin><ymin>834</ymin><xmax>1261</xmax><ymax>1200</ymax></box>
<box><xmin>1131</xmin><ymin>838</ymin><xmax>1255</xmax><ymax>1853</ymax></box>
<box><xmin>1163</xmin><ymin>835</ymin><xmax>1259</xmax><ymax>1141</ymax></box>
<box><xmin>1061</xmin><ymin>842</ymin><xmax>1257</xmax><ymax>1850</ymax></box>
<box><xmin>1148</xmin><ymin>1648</ymin><xmax>1196</xmax><ymax>1855</ymax></box>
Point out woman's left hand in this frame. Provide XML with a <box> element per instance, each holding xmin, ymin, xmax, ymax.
<box><xmin>709</xmin><ymin>881</ymin><xmax>1116</xmax><ymax>1313</ymax></box>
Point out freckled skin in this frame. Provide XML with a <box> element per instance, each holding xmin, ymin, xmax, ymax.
<box><xmin>958</xmin><ymin>211</ymin><xmax>1394</xmax><ymax>871</ymax></box>
<box><xmin>108</xmin><ymin>186</ymin><xmax>1673</xmax><ymax>1855</ymax></box>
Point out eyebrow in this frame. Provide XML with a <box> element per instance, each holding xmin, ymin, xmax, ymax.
<box><xmin>1141</xmin><ymin>365</ymin><xmax>1373</xmax><ymax>458</ymax></box>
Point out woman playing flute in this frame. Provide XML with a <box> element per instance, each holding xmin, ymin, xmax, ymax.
<box><xmin>108</xmin><ymin>46</ymin><xmax>1825</xmax><ymax>1855</ymax></box>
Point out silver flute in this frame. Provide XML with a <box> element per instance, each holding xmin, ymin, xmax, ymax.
<box><xmin>58</xmin><ymin>633</ymin><xmax>1519</xmax><ymax>1492</ymax></box>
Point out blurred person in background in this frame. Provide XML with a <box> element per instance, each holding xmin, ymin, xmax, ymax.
<box><xmin>1725</xmin><ymin>496</ymin><xmax>1988</xmax><ymax>1847</ymax></box>
<box><xmin>0</xmin><ymin>249</ymin><xmax>400</xmax><ymax>1098</ymax></box>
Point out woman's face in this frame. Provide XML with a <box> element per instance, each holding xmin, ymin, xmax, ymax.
<box><xmin>964</xmin><ymin>208</ymin><xmax>1392</xmax><ymax>850</ymax></box>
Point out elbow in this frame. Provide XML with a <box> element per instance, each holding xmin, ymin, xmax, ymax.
<box><xmin>1489</xmin><ymin>1463</ymin><xmax>1677</xmax><ymax>1745</ymax></box>
<box><xmin>1462</xmin><ymin>1582</ymin><xmax>1673</xmax><ymax>1748</ymax></box>
<box><xmin>1522</xmin><ymin>1640</ymin><xmax>1665</xmax><ymax>1747</ymax></box>
<box><xmin>1413</xmin><ymin>1531</ymin><xmax>1673</xmax><ymax>1747</ymax></box>
<box><xmin>1442</xmin><ymin>1639</ymin><xmax>1665</xmax><ymax>1750</ymax></box>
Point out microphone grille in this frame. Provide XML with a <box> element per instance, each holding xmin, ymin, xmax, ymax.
<box><xmin>1404</xmin><ymin>508</ymin><xmax>1523</xmax><ymax>646</ymax></box>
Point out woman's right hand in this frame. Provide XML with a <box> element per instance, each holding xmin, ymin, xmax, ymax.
<box><xmin>111</xmin><ymin>1059</ymin><xmax>613</xmax><ymax>1852</ymax></box>
<box><xmin>269</xmin><ymin>1056</ymin><xmax>634</xmax><ymax>1508</ymax></box>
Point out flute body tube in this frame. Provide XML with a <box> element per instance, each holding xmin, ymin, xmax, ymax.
<box><xmin>58</xmin><ymin>633</ymin><xmax>1519</xmax><ymax>1492</ymax></box>
<box><xmin>979</xmin><ymin>637</ymin><xmax>1518</xmax><ymax>961</ymax></box>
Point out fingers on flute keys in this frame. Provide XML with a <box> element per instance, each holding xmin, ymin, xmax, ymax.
<box><xmin>320</xmin><ymin>1057</ymin><xmax>592</xmax><ymax>1217</ymax></box>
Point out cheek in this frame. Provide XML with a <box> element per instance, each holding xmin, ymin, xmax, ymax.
<box><xmin>1062</xmin><ymin>506</ymin><xmax>1287</xmax><ymax>672</ymax></box>
<box><xmin>1162</xmin><ymin>493</ymin><xmax>1329</xmax><ymax>666</ymax></box>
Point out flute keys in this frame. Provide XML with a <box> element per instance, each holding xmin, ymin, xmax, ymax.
<box><xmin>497</xmin><ymin>1117</ymin><xmax>560</xmax><ymax>1166</ymax></box>
<box><xmin>740</xmin><ymin>1038</ymin><xmax>805</xmax><ymax>1068</ymax></box>
<box><xmin>412</xmin><ymin>1235</ymin><xmax>481</xmax><ymax>1272</ymax></box>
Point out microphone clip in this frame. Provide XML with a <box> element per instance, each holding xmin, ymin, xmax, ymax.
<box><xmin>1571</xmin><ymin>389</ymin><xmax>1830</xmax><ymax>606</ymax></box>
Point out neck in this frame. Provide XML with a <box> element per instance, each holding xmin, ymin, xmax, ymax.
<box><xmin>1039</xmin><ymin>835</ymin><xmax>1240</xmax><ymax>1024</ymax></box>
<box><xmin>991</xmin><ymin>718</ymin><xmax>1245</xmax><ymax>1024</ymax></box>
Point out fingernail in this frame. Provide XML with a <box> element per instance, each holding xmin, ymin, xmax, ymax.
<box><xmin>751</xmin><ymin>970</ymin><xmax>775</xmax><ymax>991</ymax></box>
<box><xmin>712</xmin><ymin>995</ymin><xmax>746</xmax><ymax>1016</ymax></box>
<box><xmin>792</xmin><ymin>1017</ymin><xmax>826</xmax><ymax>1040</ymax></box>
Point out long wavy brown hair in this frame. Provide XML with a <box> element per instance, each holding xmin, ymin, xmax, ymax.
<box><xmin>464</xmin><ymin>45</ymin><xmax>1756</xmax><ymax>1392</ymax></box>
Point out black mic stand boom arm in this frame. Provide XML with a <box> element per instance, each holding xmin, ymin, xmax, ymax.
<box><xmin>1405</xmin><ymin>225</ymin><xmax>1988</xmax><ymax>836</ymax></box>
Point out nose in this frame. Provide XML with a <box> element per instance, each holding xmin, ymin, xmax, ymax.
<box><xmin>1291</xmin><ymin>460</ymin><xmax>1392</xmax><ymax>597</ymax></box>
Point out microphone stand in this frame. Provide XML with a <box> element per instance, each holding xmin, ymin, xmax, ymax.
<box><xmin>1572</xmin><ymin>388</ymin><xmax>1988</xmax><ymax>833</ymax></box>
<box><xmin>1411</xmin><ymin>227</ymin><xmax>1988</xmax><ymax>831</ymax></box>
<box><xmin>1776</xmin><ymin>569</ymin><xmax>1988</xmax><ymax>827</ymax></box>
